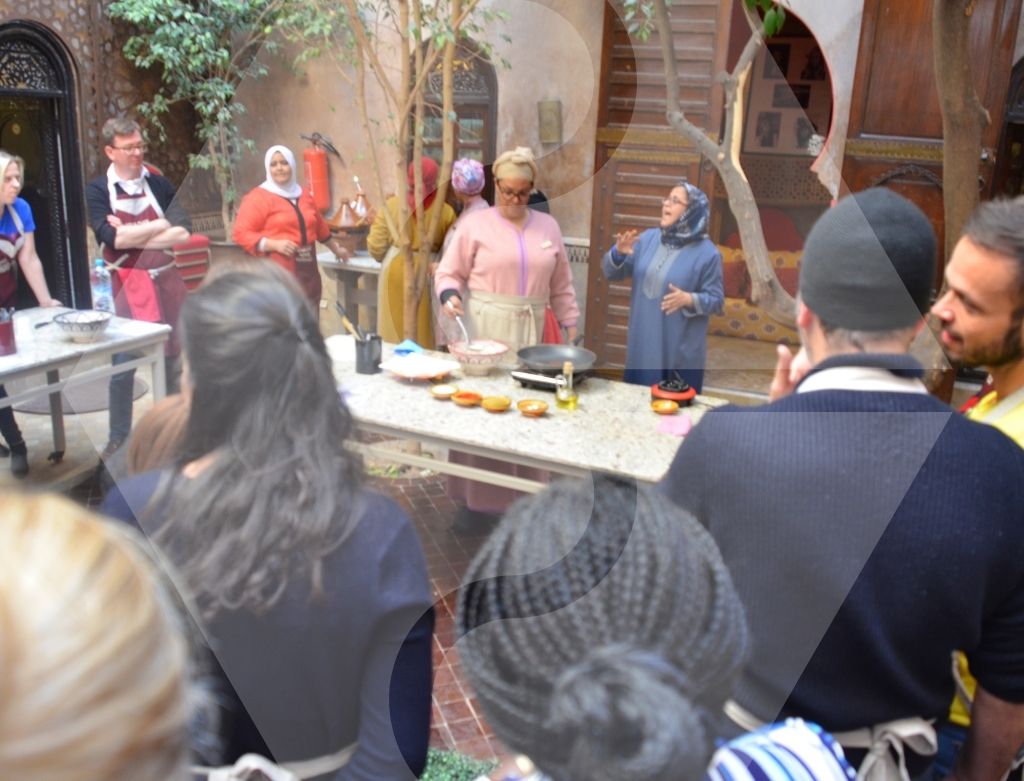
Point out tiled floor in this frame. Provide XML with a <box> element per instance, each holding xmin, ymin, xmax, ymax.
<box><xmin>367</xmin><ymin>469</ymin><xmax>512</xmax><ymax>762</ymax></box>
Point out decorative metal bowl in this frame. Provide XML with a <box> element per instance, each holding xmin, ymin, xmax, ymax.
<box><xmin>448</xmin><ymin>339</ymin><xmax>510</xmax><ymax>376</ymax></box>
<box><xmin>54</xmin><ymin>310</ymin><xmax>112</xmax><ymax>343</ymax></box>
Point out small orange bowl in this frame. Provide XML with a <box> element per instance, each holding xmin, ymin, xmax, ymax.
<box><xmin>651</xmin><ymin>399</ymin><xmax>679</xmax><ymax>415</ymax></box>
<box><xmin>482</xmin><ymin>395</ymin><xmax>512</xmax><ymax>413</ymax></box>
<box><xmin>431</xmin><ymin>383</ymin><xmax>459</xmax><ymax>400</ymax></box>
<box><xmin>452</xmin><ymin>390</ymin><xmax>482</xmax><ymax>407</ymax></box>
<box><xmin>517</xmin><ymin>399</ymin><xmax>549</xmax><ymax>417</ymax></box>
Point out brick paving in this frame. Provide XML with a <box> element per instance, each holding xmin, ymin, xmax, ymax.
<box><xmin>364</xmin><ymin>469</ymin><xmax>511</xmax><ymax>762</ymax></box>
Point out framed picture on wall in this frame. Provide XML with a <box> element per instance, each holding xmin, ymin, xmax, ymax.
<box><xmin>743</xmin><ymin>38</ymin><xmax>831</xmax><ymax>156</ymax></box>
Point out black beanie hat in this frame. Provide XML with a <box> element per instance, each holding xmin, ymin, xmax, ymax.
<box><xmin>799</xmin><ymin>187</ymin><xmax>936</xmax><ymax>330</ymax></box>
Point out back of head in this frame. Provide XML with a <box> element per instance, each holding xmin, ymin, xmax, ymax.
<box><xmin>163</xmin><ymin>271</ymin><xmax>362</xmax><ymax>619</ymax></box>
<box><xmin>125</xmin><ymin>393</ymin><xmax>190</xmax><ymax>476</ymax></box>
<box><xmin>180</xmin><ymin>271</ymin><xmax>344</xmax><ymax>460</ymax></box>
<box><xmin>0</xmin><ymin>493</ymin><xmax>191</xmax><ymax>781</ymax></box>
<box><xmin>457</xmin><ymin>475</ymin><xmax>748</xmax><ymax>781</ymax></box>
<box><xmin>800</xmin><ymin>187</ymin><xmax>936</xmax><ymax>331</ymax></box>
<box><xmin>962</xmin><ymin>196</ymin><xmax>1024</xmax><ymax>295</ymax></box>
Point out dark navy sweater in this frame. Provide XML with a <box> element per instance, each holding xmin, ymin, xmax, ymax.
<box><xmin>660</xmin><ymin>358</ymin><xmax>1024</xmax><ymax>735</ymax></box>
<box><xmin>102</xmin><ymin>471</ymin><xmax>434</xmax><ymax>780</ymax></box>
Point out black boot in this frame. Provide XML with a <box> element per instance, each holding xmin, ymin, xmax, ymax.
<box><xmin>10</xmin><ymin>442</ymin><xmax>28</xmax><ymax>479</ymax></box>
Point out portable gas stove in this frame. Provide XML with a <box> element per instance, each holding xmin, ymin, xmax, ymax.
<box><xmin>510</xmin><ymin>366</ymin><xmax>593</xmax><ymax>393</ymax></box>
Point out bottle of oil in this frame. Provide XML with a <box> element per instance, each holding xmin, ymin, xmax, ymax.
<box><xmin>555</xmin><ymin>360</ymin><xmax>578</xmax><ymax>410</ymax></box>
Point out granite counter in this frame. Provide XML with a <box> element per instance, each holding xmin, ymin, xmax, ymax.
<box><xmin>327</xmin><ymin>335</ymin><xmax>727</xmax><ymax>489</ymax></box>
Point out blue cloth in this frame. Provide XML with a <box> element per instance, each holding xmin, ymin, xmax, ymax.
<box><xmin>706</xmin><ymin>719</ymin><xmax>855</xmax><ymax>781</ymax></box>
<box><xmin>393</xmin><ymin>339</ymin><xmax>423</xmax><ymax>355</ymax></box>
<box><xmin>101</xmin><ymin>471</ymin><xmax>435</xmax><ymax>780</ymax></box>
<box><xmin>602</xmin><ymin>230</ymin><xmax>723</xmax><ymax>392</ymax></box>
<box><xmin>0</xmin><ymin>197</ymin><xmax>36</xmax><ymax>236</ymax></box>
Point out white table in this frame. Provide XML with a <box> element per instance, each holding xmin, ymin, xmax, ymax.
<box><xmin>318</xmin><ymin>250</ymin><xmax>382</xmax><ymax>331</ymax></box>
<box><xmin>0</xmin><ymin>308</ymin><xmax>171</xmax><ymax>462</ymax></box>
<box><xmin>327</xmin><ymin>335</ymin><xmax>726</xmax><ymax>492</ymax></box>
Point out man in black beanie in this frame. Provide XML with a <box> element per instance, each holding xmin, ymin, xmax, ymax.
<box><xmin>660</xmin><ymin>188</ymin><xmax>1024</xmax><ymax>780</ymax></box>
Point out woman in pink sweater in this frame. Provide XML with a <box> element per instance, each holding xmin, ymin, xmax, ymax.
<box><xmin>233</xmin><ymin>145</ymin><xmax>349</xmax><ymax>307</ymax></box>
<box><xmin>434</xmin><ymin>147</ymin><xmax>581</xmax><ymax>528</ymax></box>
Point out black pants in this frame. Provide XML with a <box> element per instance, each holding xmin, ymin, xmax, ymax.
<box><xmin>0</xmin><ymin>384</ymin><xmax>24</xmax><ymax>448</ymax></box>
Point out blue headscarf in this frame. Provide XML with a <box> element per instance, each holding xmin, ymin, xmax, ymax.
<box><xmin>660</xmin><ymin>181</ymin><xmax>709</xmax><ymax>249</ymax></box>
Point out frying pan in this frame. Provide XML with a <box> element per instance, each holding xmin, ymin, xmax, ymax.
<box><xmin>517</xmin><ymin>343</ymin><xmax>597</xmax><ymax>373</ymax></box>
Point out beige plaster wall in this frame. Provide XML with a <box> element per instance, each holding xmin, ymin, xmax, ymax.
<box><xmin>232</xmin><ymin>0</ymin><xmax>603</xmax><ymax>238</ymax></box>
<box><xmin>478</xmin><ymin>0</ymin><xmax>604</xmax><ymax>238</ymax></box>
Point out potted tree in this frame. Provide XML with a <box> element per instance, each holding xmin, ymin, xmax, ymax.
<box><xmin>108</xmin><ymin>0</ymin><xmax>327</xmax><ymax>246</ymax></box>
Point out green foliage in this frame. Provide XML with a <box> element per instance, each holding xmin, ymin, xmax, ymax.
<box><xmin>623</xmin><ymin>0</ymin><xmax>785</xmax><ymax>41</ymax></box>
<box><xmin>107</xmin><ymin>0</ymin><xmax>345</xmax><ymax>224</ymax></box>
<box><xmin>420</xmin><ymin>748</ymin><xmax>497</xmax><ymax>781</ymax></box>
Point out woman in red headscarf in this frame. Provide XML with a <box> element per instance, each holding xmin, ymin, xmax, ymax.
<box><xmin>367</xmin><ymin>158</ymin><xmax>455</xmax><ymax>344</ymax></box>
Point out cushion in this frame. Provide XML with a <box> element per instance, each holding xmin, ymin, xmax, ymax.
<box><xmin>775</xmin><ymin>266</ymin><xmax>800</xmax><ymax>297</ymax></box>
<box><xmin>721</xmin><ymin>261</ymin><xmax>750</xmax><ymax>300</ymax></box>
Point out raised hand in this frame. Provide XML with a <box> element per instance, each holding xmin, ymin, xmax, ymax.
<box><xmin>614</xmin><ymin>229</ymin><xmax>640</xmax><ymax>255</ymax></box>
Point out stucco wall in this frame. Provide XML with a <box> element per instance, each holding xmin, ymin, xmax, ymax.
<box><xmin>231</xmin><ymin>0</ymin><xmax>603</xmax><ymax>238</ymax></box>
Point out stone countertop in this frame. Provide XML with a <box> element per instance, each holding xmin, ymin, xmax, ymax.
<box><xmin>327</xmin><ymin>335</ymin><xmax>727</xmax><ymax>484</ymax></box>
<box><xmin>317</xmin><ymin>250</ymin><xmax>382</xmax><ymax>274</ymax></box>
<box><xmin>0</xmin><ymin>307</ymin><xmax>171</xmax><ymax>378</ymax></box>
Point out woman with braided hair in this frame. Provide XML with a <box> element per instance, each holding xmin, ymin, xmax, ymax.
<box><xmin>457</xmin><ymin>475</ymin><xmax>855</xmax><ymax>781</ymax></box>
<box><xmin>102</xmin><ymin>271</ymin><xmax>433</xmax><ymax>780</ymax></box>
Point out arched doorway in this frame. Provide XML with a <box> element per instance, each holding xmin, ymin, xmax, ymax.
<box><xmin>419</xmin><ymin>43</ymin><xmax>498</xmax><ymax>204</ymax></box>
<box><xmin>0</xmin><ymin>20</ymin><xmax>88</xmax><ymax>308</ymax></box>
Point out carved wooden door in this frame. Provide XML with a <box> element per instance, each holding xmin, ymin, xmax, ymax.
<box><xmin>584</xmin><ymin>0</ymin><xmax>732</xmax><ymax>374</ymax></box>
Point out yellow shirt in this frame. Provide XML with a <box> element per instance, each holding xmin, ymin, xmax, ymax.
<box><xmin>949</xmin><ymin>388</ymin><xmax>1024</xmax><ymax>727</ymax></box>
<box><xmin>967</xmin><ymin>389</ymin><xmax>1024</xmax><ymax>447</ymax></box>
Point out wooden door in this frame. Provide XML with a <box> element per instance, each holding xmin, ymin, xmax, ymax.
<box><xmin>584</xmin><ymin>0</ymin><xmax>732</xmax><ymax>374</ymax></box>
<box><xmin>841</xmin><ymin>0</ymin><xmax>1021</xmax><ymax>285</ymax></box>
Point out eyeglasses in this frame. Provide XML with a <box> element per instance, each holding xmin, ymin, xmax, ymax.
<box><xmin>664</xmin><ymin>196</ymin><xmax>688</xmax><ymax>207</ymax></box>
<box><xmin>112</xmin><ymin>143</ymin><xmax>146</xmax><ymax>153</ymax></box>
<box><xmin>497</xmin><ymin>184</ymin><xmax>532</xmax><ymax>201</ymax></box>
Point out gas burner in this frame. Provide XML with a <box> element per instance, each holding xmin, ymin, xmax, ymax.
<box><xmin>510</xmin><ymin>366</ymin><xmax>592</xmax><ymax>392</ymax></box>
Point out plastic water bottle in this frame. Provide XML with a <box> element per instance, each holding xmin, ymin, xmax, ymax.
<box><xmin>90</xmin><ymin>258</ymin><xmax>113</xmax><ymax>312</ymax></box>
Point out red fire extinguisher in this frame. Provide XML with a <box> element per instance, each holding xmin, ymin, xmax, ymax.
<box><xmin>300</xmin><ymin>132</ymin><xmax>342</xmax><ymax>213</ymax></box>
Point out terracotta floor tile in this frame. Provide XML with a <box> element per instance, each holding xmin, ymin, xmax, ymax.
<box><xmin>447</xmin><ymin>716</ymin><xmax>487</xmax><ymax>742</ymax></box>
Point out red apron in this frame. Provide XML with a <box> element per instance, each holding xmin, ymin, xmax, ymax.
<box><xmin>0</xmin><ymin>203</ymin><xmax>25</xmax><ymax>308</ymax></box>
<box><xmin>103</xmin><ymin>175</ymin><xmax>187</xmax><ymax>355</ymax></box>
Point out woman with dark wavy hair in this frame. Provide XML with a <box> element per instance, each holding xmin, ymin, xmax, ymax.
<box><xmin>102</xmin><ymin>271</ymin><xmax>434</xmax><ymax>780</ymax></box>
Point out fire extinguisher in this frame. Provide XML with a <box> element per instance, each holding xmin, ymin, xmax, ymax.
<box><xmin>300</xmin><ymin>132</ymin><xmax>342</xmax><ymax>212</ymax></box>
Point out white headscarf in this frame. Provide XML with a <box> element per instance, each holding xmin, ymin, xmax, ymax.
<box><xmin>259</xmin><ymin>145</ymin><xmax>302</xmax><ymax>199</ymax></box>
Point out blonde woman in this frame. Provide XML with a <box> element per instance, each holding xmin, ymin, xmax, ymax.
<box><xmin>435</xmin><ymin>146</ymin><xmax>580</xmax><ymax>525</ymax></box>
<box><xmin>0</xmin><ymin>493</ymin><xmax>193</xmax><ymax>781</ymax></box>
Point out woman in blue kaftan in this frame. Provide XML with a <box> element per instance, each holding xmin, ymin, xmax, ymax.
<box><xmin>601</xmin><ymin>181</ymin><xmax>723</xmax><ymax>392</ymax></box>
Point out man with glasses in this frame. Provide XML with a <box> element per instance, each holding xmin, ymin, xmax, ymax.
<box><xmin>86</xmin><ymin>117</ymin><xmax>191</xmax><ymax>462</ymax></box>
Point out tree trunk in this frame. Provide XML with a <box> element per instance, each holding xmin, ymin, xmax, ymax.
<box><xmin>918</xmin><ymin>0</ymin><xmax>987</xmax><ymax>397</ymax></box>
<box><xmin>933</xmin><ymin>0</ymin><xmax>989</xmax><ymax>261</ymax></box>
<box><xmin>652</xmin><ymin>0</ymin><xmax>795</xmax><ymax>326</ymax></box>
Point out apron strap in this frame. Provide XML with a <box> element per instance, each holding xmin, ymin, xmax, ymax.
<box><xmin>192</xmin><ymin>742</ymin><xmax>357</xmax><ymax>781</ymax></box>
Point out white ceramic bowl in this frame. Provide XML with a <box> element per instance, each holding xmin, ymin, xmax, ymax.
<box><xmin>448</xmin><ymin>339</ymin><xmax>509</xmax><ymax>376</ymax></box>
<box><xmin>54</xmin><ymin>310</ymin><xmax>112</xmax><ymax>343</ymax></box>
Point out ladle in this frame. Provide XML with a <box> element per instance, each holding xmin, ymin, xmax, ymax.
<box><xmin>454</xmin><ymin>314</ymin><xmax>484</xmax><ymax>351</ymax></box>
